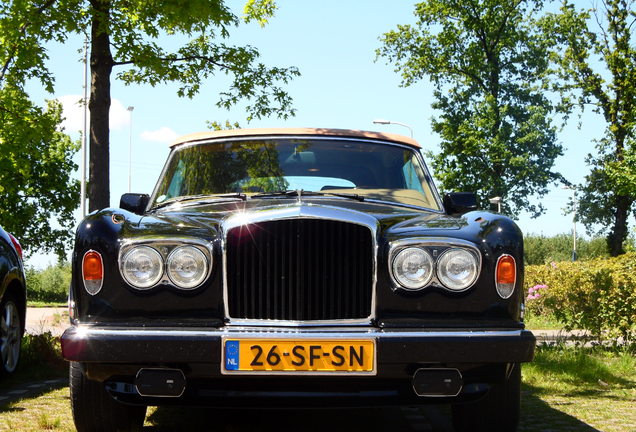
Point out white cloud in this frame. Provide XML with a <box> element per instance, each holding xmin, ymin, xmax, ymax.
<box><xmin>57</xmin><ymin>95</ymin><xmax>131</xmax><ymax>134</ymax></box>
<box><xmin>57</xmin><ymin>94</ymin><xmax>85</xmax><ymax>133</ymax></box>
<box><xmin>109</xmin><ymin>99</ymin><xmax>131</xmax><ymax>131</ymax></box>
<box><xmin>140</xmin><ymin>127</ymin><xmax>179</xmax><ymax>143</ymax></box>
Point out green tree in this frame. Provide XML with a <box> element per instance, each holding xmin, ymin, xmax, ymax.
<box><xmin>1</xmin><ymin>0</ymin><xmax>299</xmax><ymax>212</ymax></box>
<box><xmin>541</xmin><ymin>0</ymin><xmax>636</xmax><ymax>256</ymax></box>
<box><xmin>0</xmin><ymin>87</ymin><xmax>79</xmax><ymax>258</ymax></box>
<box><xmin>377</xmin><ymin>0</ymin><xmax>563</xmax><ymax>217</ymax></box>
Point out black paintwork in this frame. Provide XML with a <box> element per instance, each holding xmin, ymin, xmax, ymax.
<box><xmin>0</xmin><ymin>225</ymin><xmax>26</xmax><ymax>334</ymax></box>
<box><xmin>63</xmin><ymin>134</ymin><xmax>534</xmax><ymax>407</ymax></box>
<box><xmin>71</xmin><ymin>197</ymin><xmax>524</xmax><ymax>329</ymax></box>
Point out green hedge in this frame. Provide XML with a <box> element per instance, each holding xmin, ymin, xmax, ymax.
<box><xmin>525</xmin><ymin>253</ymin><xmax>636</xmax><ymax>341</ymax></box>
<box><xmin>25</xmin><ymin>262</ymin><xmax>71</xmax><ymax>303</ymax></box>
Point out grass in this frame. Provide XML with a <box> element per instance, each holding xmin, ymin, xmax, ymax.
<box><xmin>520</xmin><ymin>344</ymin><xmax>636</xmax><ymax>432</ymax></box>
<box><xmin>524</xmin><ymin>312</ymin><xmax>564</xmax><ymax>330</ymax></box>
<box><xmin>0</xmin><ymin>333</ymin><xmax>66</xmax><ymax>393</ymax></box>
<box><xmin>0</xmin><ymin>343</ymin><xmax>634</xmax><ymax>431</ymax></box>
<box><xmin>27</xmin><ymin>301</ymin><xmax>67</xmax><ymax>308</ymax></box>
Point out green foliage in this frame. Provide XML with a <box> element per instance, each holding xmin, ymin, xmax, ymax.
<box><xmin>540</xmin><ymin>1</ymin><xmax>636</xmax><ymax>255</ymax></box>
<box><xmin>525</xmin><ymin>253</ymin><xmax>636</xmax><ymax>341</ymax></box>
<box><xmin>524</xmin><ymin>233</ymin><xmax>612</xmax><ymax>265</ymax></box>
<box><xmin>377</xmin><ymin>0</ymin><xmax>563</xmax><ymax>218</ymax></box>
<box><xmin>0</xmin><ymin>87</ymin><xmax>79</xmax><ymax>258</ymax></box>
<box><xmin>1</xmin><ymin>0</ymin><xmax>299</xmax><ymax>211</ymax></box>
<box><xmin>25</xmin><ymin>262</ymin><xmax>71</xmax><ymax>304</ymax></box>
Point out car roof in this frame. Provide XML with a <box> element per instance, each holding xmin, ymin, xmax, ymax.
<box><xmin>169</xmin><ymin>128</ymin><xmax>421</xmax><ymax>149</ymax></box>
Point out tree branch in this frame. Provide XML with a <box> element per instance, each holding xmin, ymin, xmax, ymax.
<box><xmin>0</xmin><ymin>0</ymin><xmax>57</xmax><ymax>85</ymax></box>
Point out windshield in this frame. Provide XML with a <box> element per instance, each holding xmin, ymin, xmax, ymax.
<box><xmin>151</xmin><ymin>138</ymin><xmax>441</xmax><ymax>210</ymax></box>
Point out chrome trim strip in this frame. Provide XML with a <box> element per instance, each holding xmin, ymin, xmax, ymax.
<box><xmin>387</xmin><ymin>237</ymin><xmax>482</xmax><ymax>293</ymax></box>
<box><xmin>67</xmin><ymin>326</ymin><xmax>528</xmax><ymax>339</ymax></box>
<box><xmin>221</xmin><ymin>204</ymin><xmax>379</xmax><ymax>327</ymax></box>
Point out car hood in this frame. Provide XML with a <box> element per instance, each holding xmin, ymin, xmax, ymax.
<box><xmin>136</xmin><ymin>198</ymin><xmax>464</xmax><ymax>237</ymax></box>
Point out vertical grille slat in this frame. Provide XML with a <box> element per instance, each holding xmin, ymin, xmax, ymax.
<box><xmin>226</xmin><ymin>218</ymin><xmax>373</xmax><ymax>322</ymax></box>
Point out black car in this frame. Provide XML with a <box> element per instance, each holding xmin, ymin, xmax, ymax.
<box><xmin>0</xmin><ymin>225</ymin><xmax>26</xmax><ymax>375</ymax></box>
<box><xmin>62</xmin><ymin>128</ymin><xmax>535</xmax><ymax>432</ymax></box>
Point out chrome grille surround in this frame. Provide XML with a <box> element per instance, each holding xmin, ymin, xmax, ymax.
<box><xmin>222</xmin><ymin>204</ymin><xmax>378</xmax><ymax>326</ymax></box>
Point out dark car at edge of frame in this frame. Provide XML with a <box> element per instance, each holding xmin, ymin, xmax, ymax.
<box><xmin>61</xmin><ymin>128</ymin><xmax>535</xmax><ymax>432</ymax></box>
<box><xmin>0</xmin><ymin>225</ymin><xmax>26</xmax><ymax>376</ymax></box>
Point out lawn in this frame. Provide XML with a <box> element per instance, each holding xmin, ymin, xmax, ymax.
<box><xmin>0</xmin><ymin>344</ymin><xmax>633</xmax><ymax>431</ymax></box>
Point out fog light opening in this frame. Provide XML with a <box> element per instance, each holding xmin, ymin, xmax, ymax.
<box><xmin>412</xmin><ymin>368</ymin><xmax>463</xmax><ymax>397</ymax></box>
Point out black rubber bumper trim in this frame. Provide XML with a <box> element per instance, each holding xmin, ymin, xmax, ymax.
<box><xmin>61</xmin><ymin>326</ymin><xmax>536</xmax><ymax>364</ymax></box>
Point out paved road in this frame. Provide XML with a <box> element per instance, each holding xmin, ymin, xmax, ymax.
<box><xmin>25</xmin><ymin>307</ymin><xmax>68</xmax><ymax>336</ymax></box>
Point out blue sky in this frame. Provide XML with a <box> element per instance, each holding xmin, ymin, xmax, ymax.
<box><xmin>26</xmin><ymin>0</ymin><xmax>611</xmax><ymax>267</ymax></box>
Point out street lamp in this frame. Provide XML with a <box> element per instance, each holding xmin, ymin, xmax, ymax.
<box><xmin>127</xmin><ymin>106</ymin><xmax>134</xmax><ymax>192</ymax></box>
<box><xmin>81</xmin><ymin>38</ymin><xmax>89</xmax><ymax>217</ymax></box>
<box><xmin>372</xmin><ymin>119</ymin><xmax>414</xmax><ymax>138</ymax></box>
<box><xmin>488</xmin><ymin>196</ymin><xmax>502</xmax><ymax>213</ymax></box>
<box><xmin>562</xmin><ymin>185</ymin><xmax>578</xmax><ymax>261</ymax></box>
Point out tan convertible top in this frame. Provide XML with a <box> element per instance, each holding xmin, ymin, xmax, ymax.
<box><xmin>169</xmin><ymin>128</ymin><xmax>420</xmax><ymax>148</ymax></box>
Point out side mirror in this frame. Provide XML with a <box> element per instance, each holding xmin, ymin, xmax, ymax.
<box><xmin>443</xmin><ymin>192</ymin><xmax>478</xmax><ymax>215</ymax></box>
<box><xmin>120</xmin><ymin>193</ymin><xmax>150</xmax><ymax>215</ymax></box>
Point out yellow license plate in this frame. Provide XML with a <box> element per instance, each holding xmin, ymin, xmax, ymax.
<box><xmin>222</xmin><ymin>338</ymin><xmax>376</xmax><ymax>374</ymax></box>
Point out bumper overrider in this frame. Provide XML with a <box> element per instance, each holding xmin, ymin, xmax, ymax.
<box><xmin>61</xmin><ymin>325</ymin><xmax>535</xmax><ymax>406</ymax></box>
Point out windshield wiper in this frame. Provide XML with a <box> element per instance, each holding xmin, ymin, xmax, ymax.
<box><xmin>251</xmin><ymin>190</ymin><xmax>364</xmax><ymax>202</ymax></box>
<box><xmin>150</xmin><ymin>193</ymin><xmax>247</xmax><ymax>210</ymax></box>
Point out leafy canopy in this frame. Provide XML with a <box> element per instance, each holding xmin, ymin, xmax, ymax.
<box><xmin>2</xmin><ymin>0</ymin><xmax>298</xmax><ymax>121</ymax></box>
<box><xmin>378</xmin><ymin>0</ymin><xmax>563</xmax><ymax>217</ymax></box>
<box><xmin>0</xmin><ymin>87</ymin><xmax>79</xmax><ymax>258</ymax></box>
<box><xmin>540</xmin><ymin>0</ymin><xmax>636</xmax><ymax>255</ymax></box>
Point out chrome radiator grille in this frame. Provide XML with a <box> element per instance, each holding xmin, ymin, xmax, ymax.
<box><xmin>225</xmin><ymin>218</ymin><xmax>374</xmax><ymax>322</ymax></box>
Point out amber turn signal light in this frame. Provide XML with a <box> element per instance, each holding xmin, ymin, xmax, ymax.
<box><xmin>82</xmin><ymin>250</ymin><xmax>104</xmax><ymax>295</ymax></box>
<box><xmin>495</xmin><ymin>254</ymin><xmax>516</xmax><ymax>299</ymax></box>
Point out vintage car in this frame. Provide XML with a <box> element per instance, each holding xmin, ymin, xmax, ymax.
<box><xmin>0</xmin><ymin>225</ymin><xmax>26</xmax><ymax>376</ymax></box>
<box><xmin>62</xmin><ymin>128</ymin><xmax>535</xmax><ymax>432</ymax></box>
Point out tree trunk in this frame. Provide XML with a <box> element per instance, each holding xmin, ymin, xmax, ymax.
<box><xmin>88</xmin><ymin>0</ymin><xmax>113</xmax><ymax>212</ymax></box>
<box><xmin>607</xmin><ymin>195</ymin><xmax>631</xmax><ymax>256</ymax></box>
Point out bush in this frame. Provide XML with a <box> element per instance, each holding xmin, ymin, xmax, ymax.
<box><xmin>523</xmin><ymin>233</ymin><xmax>610</xmax><ymax>265</ymax></box>
<box><xmin>525</xmin><ymin>253</ymin><xmax>636</xmax><ymax>341</ymax></box>
<box><xmin>25</xmin><ymin>262</ymin><xmax>71</xmax><ymax>303</ymax></box>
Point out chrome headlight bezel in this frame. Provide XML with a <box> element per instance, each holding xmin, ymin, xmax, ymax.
<box><xmin>120</xmin><ymin>246</ymin><xmax>164</xmax><ymax>289</ymax></box>
<box><xmin>118</xmin><ymin>239</ymin><xmax>213</xmax><ymax>290</ymax></box>
<box><xmin>167</xmin><ymin>245</ymin><xmax>209</xmax><ymax>290</ymax></box>
<box><xmin>391</xmin><ymin>247</ymin><xmax>435</xmax><ymax>290</ymax></box>
<box><xmin>436</xmin><ymin>247</ymin><xmax>480</xmax><ymax>291</ymax></box>
<box><xmin>388</xmin><ymin>238</ymin><xmax>481</xmax><ymax>292</ymax></box>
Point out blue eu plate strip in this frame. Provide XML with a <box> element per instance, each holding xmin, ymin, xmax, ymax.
<box><xmin>225</xmin><ymin>340</ymin><xmax>240</xmax><ymax>370</ymax></box>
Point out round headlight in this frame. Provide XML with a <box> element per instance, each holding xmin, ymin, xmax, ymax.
<box><xmin>167</xmin><ymin>246</ymin><xmax>208</xmax><ymax>289</ymax></box>
<box><xmin>392</xmin><ymin>247</ymin><xmax>434</xmax><ymax>290</ymax></box>
<box><xmin>121</xmin><ymin>246</ymin><xmax>163</xmax><ymax>289</ymax></box>
<box><xmin>437</xmin><ymin>248</ymin><xmax>479</xmax><ymax>291</ymax></box>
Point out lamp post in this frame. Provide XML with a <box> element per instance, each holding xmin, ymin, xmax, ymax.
<box><xmin>81</xmin><ymin>38</ymin><xmax>89</xmax><ymax>217</ymax></box>
<box><xmin>372</xmin><ymin>119</ymin><xmax>414</xmax><ymax>138</ymax></box>
<box><xmin>127</xmin><ymin>106</ymin><xmax>134</xmax><ymax>192</ymax></box>
<box><xmin>488</xmin><ymin>196</ymin><xmax>502</xmax><ymax>213</ymax></box>
<box><xmin>562</xmin><ymin>185</ymin><xmax>578</xmax><ymax>261</ymax></box>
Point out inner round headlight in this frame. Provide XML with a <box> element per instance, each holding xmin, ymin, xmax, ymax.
<box><xmin>167</xmin><ymin>246</ymin><xmax>208</xmax><ymax>289</ymax></box>
<box><xmin>121</xmin><ymin>246</ymin><xmax>163</xmax><ymax>289</ymax></box>
<box><xmin>437</xmin><ymin>248</ymin><xmax>479</xmax><ymax>291</ymax></box>
<box><xmin>392</xmin><ymin>247</ymin><xmax>434</xmax><ymax>290</ymax></box>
